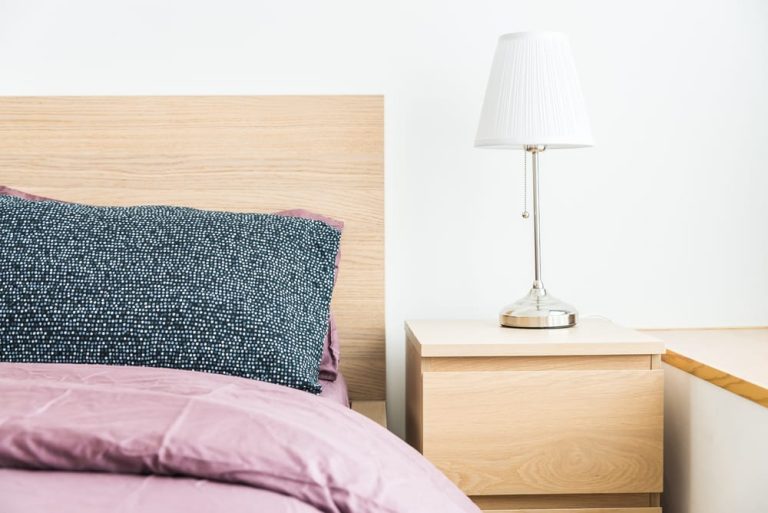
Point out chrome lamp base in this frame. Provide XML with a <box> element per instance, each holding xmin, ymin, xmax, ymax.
<box><xmin>499</xmin><ymin>287</ymin><xmax>577</xmax><ymax>329</ymax></box>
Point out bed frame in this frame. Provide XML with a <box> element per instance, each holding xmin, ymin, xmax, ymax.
<box><xmin>0</xmin><ymin>96</ymin><xmax>385</xmax><ymax>414</ymax></box>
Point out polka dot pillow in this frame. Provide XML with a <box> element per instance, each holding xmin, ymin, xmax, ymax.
<box><xmin>0</xmin><ymin>186</ymin><xmax>344</xmax><ymax>383</ymax></box>
<box><xmin>0</xmin><ymin>195</ymin><xmax>341</xmax><ymax>393</ymax></box>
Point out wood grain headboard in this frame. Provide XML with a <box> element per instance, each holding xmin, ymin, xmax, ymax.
<box><xmin>0</xmin><ymin>96</ymin><xmax>384</xmax><ymax>401</ymax></box>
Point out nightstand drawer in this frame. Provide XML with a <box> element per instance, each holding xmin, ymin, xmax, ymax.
<box><xmin>421</xmin><ymin>369</ymin><xmax>663</xmax><ymax>496</ymax></box>
<box><xmin>482</xmin><ymin>509</ymin><xmax>660</xmax><ymax>513</ymax></box>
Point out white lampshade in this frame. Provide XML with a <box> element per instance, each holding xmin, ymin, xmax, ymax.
<box><xmin>475</xmin><ymin>31</ymin><xmax>593</xmax><ymax>149</ymax></box>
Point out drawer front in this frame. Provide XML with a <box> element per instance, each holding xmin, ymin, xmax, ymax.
<box><xmin>483</xmin><ymin>509</ymin><xmax>661</xmax><ymax>513</ymax></box>
<box><xmin>422</xmin><ymin>369</ymin><xmax>663</xmax><ymax>496</ymax></box>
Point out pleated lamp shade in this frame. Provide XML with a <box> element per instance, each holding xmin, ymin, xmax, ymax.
<box><xmin>475</xmin><ymin>32</ymin><xmax>593</xmax><ymax>149</ymax></box>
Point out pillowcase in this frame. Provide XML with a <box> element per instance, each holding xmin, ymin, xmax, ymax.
<box><xmin>276</xmin><ymin>209</ymin><xmax>342</xmax><ymax>380</ymax></box>
<box><xmin>0</xmin><ymin>195</ymin><xmax>341</xmax><ymax>393</ymax></box>
<box><xmin>0</xmin><ymin>186</ymin><xmax>343</xmax><ymax>382</ymax></box>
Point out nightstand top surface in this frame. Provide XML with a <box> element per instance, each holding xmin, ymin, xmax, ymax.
<box><xmin>405</xmin><ymin>318</ymin><xmax>664</xmax><ymax>357</ymax></box>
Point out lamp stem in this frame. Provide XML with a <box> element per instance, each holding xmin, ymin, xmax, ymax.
<box><xmin>499</xmin><ymin>145</ymin><xmax>576</xmax><ymax>328</ymax></box>
<box><xmin>530</xmin><ymin>147</ymin><xmax>543</xmax><ymax>290</ymax></box>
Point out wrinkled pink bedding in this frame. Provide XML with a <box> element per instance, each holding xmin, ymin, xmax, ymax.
<box><xmin>0</xmin><ymin>469</ymin><xmax>322</xmax><ymax>513</ymax></box>
<box><xmin>0</xmin><ymin>363</ymin><xmax>478</xmax><ymax>513</ymax></box>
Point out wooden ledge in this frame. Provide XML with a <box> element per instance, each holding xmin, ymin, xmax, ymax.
<box><xmin>351</xmin><ymin>400</ymin><xmax>387</xmax><ymax>428</ymax></box>
<box><xmin>644</xmin><ymin>327</ymin><xmax>768</xmax><ymax>409</ymax></box>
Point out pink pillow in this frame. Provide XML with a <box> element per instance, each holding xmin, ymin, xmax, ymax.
<box><xmin>0</xmin><ymin>187</ymin><xmax>343</xmax><ymax>381</ymax></box>
<box><xmin>0</xmin><ymin>186</ymin><xmax>54</xmax><ymax>202</ymax></box>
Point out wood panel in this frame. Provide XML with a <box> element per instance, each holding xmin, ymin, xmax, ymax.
<box><xmin>472</xmin><ymin>493</ymin><xmax>656</xmax><ymax>510</ymax></box>
<box><xmin>350</xmin><ymin>400</ymin><xmax>387</xmax><ymax>428</ymax></box>
<box><xmin>405</xmin><ymin>337</ymin><xmax>424</xmax><ymax>451</ymax></box>
<box><xmin>0</xmin><ymin>95</ymin><xmax>384</xmax><ymax>400</ymax></box>
<box><xmin>422</xmin><ymin>354</ymin><xmax>652</xmax><ymax>372</ymax></box>
<box><xmin>422</xmin><ymin>369</ymin><xmax>664</xmax><ymax>496</ymax></box>
<box><xmin>481</xmin><ymin>509</ymin><xmax>660</xmax><ymax>513</ymax></box>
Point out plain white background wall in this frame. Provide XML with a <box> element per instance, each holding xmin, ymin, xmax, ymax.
<box><xmin>1</xmin><ymin>0</ymin><xmax>766</xmax><ymax>436</ymax></box>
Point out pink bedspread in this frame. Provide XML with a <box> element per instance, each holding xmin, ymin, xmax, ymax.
<box><xmin>1</xmin><ymin>469</ymin><xmax>321</xmax><ymax>513</ymax></box>
<box><xmin>0</xmin><ymin>363</ymin><xmax>478</xmax><ymax>513</ymax></box>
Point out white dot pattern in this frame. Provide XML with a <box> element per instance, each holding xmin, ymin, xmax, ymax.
<box><xmin>0</xmin><ymin>196</ymin><xmax>341</xmax><ymax>394</ymax></box>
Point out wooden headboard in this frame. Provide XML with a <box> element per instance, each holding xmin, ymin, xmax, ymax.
<box><xmin>0</xmin><ymin>96</ymin><xmax>384</xmax><ymax>401</ymax></box>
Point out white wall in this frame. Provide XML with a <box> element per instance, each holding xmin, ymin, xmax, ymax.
<box><xmin>664</xmin><ymin>364</ymin><xmax>768</xmax><ymax>513</ymax></box>
<box><xmin>1</xmin><ymin>0</ymin><xmax>766</xmax><ymax>436</ymax></box>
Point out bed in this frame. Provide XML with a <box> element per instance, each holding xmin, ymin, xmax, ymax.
<box><xmin>0</xmin><ymin>96</ymin><xmax>477</xmax><ymax>513</ymax></box>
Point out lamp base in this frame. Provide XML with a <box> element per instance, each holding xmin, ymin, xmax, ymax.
<box><xmin>499</xmin><ymin>287</ymin><xmax>577</xmax><ymax>329</ymax></box>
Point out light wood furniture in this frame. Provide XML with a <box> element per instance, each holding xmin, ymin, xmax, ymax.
<box><xmin>351</xmin><ymin>400</ymin><xmax>388</xmax><ymax>428</ymax></box>
<box><xmin>0</xmin><ymin>95</ymin><xmax>384</xmax><ymax>402</ymax></box>
<box><xmin>406</xmin><ymin>318</ymin><xmax>664</xmax><ymax>513</ymax></box>
<box><xmin>646</xmin><ymin>327</ymin><xmax>768</xmax><ymax>513</ymax></box>
<box><xmin>645</xmin><ymin>327</ymin><xmax>768</xmax><ymax>408</ymax></box>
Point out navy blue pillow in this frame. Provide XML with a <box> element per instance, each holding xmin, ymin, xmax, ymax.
<box><xmin>0</xmin><ymin>196</ymin><xmax>341</xmax><ymax>393</ymax></box>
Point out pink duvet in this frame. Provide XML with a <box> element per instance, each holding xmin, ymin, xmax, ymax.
<box><xmin>0</xmin><ymin>363</ymin><xmax>478</xmax><ymax>513</ymax></box>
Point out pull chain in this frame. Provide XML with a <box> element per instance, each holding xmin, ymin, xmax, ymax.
<box><xmin>521</xmin><ymin>150</ymin><xmax>530</xmax><ymax>219</ymax></box>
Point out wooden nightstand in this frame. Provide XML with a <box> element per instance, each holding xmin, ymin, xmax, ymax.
<box><xmin>405</xmin><ymin>319</ymin><xmax>665</xmax><ymax>513</ymax></box>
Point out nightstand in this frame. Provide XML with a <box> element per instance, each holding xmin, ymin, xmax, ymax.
<box><xmin>405</xmin><ymin>318</ymin><xmax>664</xmax><ymax>513</ymax></box>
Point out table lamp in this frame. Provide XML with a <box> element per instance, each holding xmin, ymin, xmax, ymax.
<box><xmin>475</xmin><ymin>31</ymin><xmax>593</xmax><ymax>329</ymax></box>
